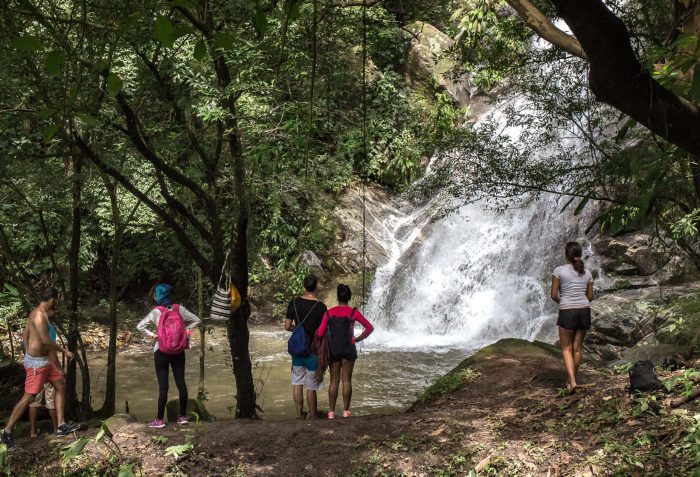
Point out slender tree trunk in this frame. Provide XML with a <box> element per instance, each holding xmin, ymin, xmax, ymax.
<box><xmin>97</xmin><ymin>178</ymin><xmax>120</xmax><ymax>418</ymax></box>
<box><xmin>225</xmin><ymin>98</ymin><xmax>256</xmax><ymax>418</ymax></box>
<box><xmin>176</xmin><ymin>4</ymin><xmax>257</xmax><ymax>418</ymax></box>
<box><xmin>197</xmin><ymin>267</ymin><xmax>206</xmax><ymax>401</ymax></box>
<box><xmin>64</xmin><ymin>154</ymin><xmax>91</xmax><ymax>420</ymax></box>
<box><xmin>304</xmin><ymin>0</ymin><xmax>318</xmax><ymax>176</ymax></box>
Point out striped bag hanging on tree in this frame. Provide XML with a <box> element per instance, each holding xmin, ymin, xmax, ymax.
<box><xmin>210</xmin><ymin>253</ymin><xmax>232</xmax><ymax>321</ymax></box>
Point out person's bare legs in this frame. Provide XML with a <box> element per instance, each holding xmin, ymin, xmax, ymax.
<box><xmin>292</xmin><ymin>384</ymin><xmax>304</xmax><ymax>418</ymax></box>
<box><xmin>573</xmin><ymin>330</ymin><xmax>587</xmax><ymax>379</ymax></box>
<box><xmin>49</xmin><ymin>408</ymin><xmax>57</xmax><ymax>433</ymax></box>
<box><xmin>558</xmin><ymin>328</ymin><xmax>577</xmax><ymax>391</ymax></box>
<box><xmin>4</xmin><ymin>393</ymin><xmax>37</xmax><ymax>433</ymax></box>
<box><xmin>51</xmin><ymin>379</ymin><xmax>67</xmax><ymax>426</ymax></box>
<box><xmin>306</xmin><ymin>389</ymin><xmax>317</xmax><ymax>418</ymax></box>
<box><xmin>328</xmin><ymin>361</ymin><xmax>342</xmax><ymax>414</ymax></box>
<box><xmin>29</xmin><ymin>406</ymin><xmax>39</xmax><ymax>437</ymax></box>
<box><xmin>341</xmin><ymin>360</ymin><xmax>355</xmax><ymax>412</ymax></box>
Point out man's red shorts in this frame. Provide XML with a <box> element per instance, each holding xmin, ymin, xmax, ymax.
<box><xmin>25</xmin><ymin>364</ymin><xmax>63</xmax><ymax>394</ymax></box>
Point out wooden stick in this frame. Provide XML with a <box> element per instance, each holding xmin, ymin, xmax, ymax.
<box><xmin>670</xmin><ymin>388</ymin><xmax>700</xmax><ymax>408</ymax></box>
<box><xmin>475</xmin><ymin>453</ymin><xmax>494</xmax><ymax>472</ymax></box>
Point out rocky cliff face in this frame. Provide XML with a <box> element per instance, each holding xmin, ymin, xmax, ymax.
<box><xmin>588</xmin><ymin>230</ymin><xmax>700</xmax><ymax>363</ymax></box>
<box><xmin>248</xmin><ymin>184</ymin><xmax>395</xmax><ymax>322</ymax></box>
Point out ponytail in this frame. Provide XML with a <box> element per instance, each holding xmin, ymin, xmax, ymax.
<box><xmin>565</xmin><ymin>241</ymin><xmax>585</xmax><ymax>276</ymax></box>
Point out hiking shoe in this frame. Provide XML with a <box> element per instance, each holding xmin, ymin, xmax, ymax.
<box><xmin>148</xmin><ymin>419</ymin><xmax>166</xmax><ymax>429</ymax></box>
<box><xmin>177</xmin><ymin>416</ymin><xmax>189</xmax><ymax>425</ymax></box>
<box><xmin>342</xmin><ymin>410</ymin><xmax>351</xmax><ymax>418</ymax></box>
<box><xmin>56</xmin><ymin>423</ymin><xmax>80</xmax><ymax>437</ymax></box>
<box><xmin>1</xmin><ymin>430</ymin><xmax>13</xmax><ymax>449</ymax></box>
<box><xmin>327</xmin><ymin>411</ymin><xmax>335</xmax><ymax>419</ymax></box>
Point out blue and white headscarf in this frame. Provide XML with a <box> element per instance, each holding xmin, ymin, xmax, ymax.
<box><xmin>154</xmin><ymin>283</ymin><xmax>173</xmax><ymax>307</ymax></box>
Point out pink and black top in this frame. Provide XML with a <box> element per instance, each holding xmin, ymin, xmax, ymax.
<box><xmin>317</xmin><ymin>305</ymin><xmax>374</xmax><ymax>362</ymax></box>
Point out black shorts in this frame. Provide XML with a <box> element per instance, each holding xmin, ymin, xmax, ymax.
<box><xmin>329</xmin><ymin>347</ymin><xmax>357</xmax><ymax>363</ymax></box>
<box><xmin>557</xmin><ymin>308</ymin><xmax>591</xmax><ymax>331</ymax></box>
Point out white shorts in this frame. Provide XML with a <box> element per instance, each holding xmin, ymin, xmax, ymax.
<box><xmin>291</xmin><ymin>366</ymin><xmax>323</xmax><ymax>390</ymax></box>
<box><xmin>29</xmin><ymin>383</ymin><xmax>56</xmax><ymax>410</ymax></box>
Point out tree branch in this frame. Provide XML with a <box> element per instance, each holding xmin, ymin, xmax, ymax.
<box><xmin>541</xmin><ymin>0</ymin><xmax>700</xmax><ymax>197</ymax></box>
<box><xmin>73</xmin><ymin>133</ymin><xmax>211</xmax><ymax>273</ymax></box>
<box><xmin>506</xmin><ymin>0</ymin><xmax>586</xmax><ymax>59</ymax></box>
<box><xmin>113</xmin><ymin>92</ymin><xmax>215</xmax><ymax>214</ymax></box>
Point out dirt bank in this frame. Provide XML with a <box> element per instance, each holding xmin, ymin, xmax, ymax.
<box><xmin>6</xmin><ymin>339</ymin><xmax>700</xmax><ymax>476</ymax></box>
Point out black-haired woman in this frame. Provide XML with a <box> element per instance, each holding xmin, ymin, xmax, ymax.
<box><xmin>551</xmin><ymin>241</ymin><xmax>594</xmax><ymax>393</ymax></box>
<box><xmin>317</xmin><ymin>284</ymin><xmax>374</xmax><ymax>419</ymax></box>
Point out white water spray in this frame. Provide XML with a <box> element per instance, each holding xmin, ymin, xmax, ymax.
<box><xmin>364</xmin><ymin>102</ymin><xmax>594</xmax><ymax>351</ymax></box>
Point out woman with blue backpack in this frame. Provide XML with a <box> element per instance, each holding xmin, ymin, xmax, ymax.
<box><xmin>137</xmin><ymin>283</ymin><xmax>200</xmax><ymax>428</ymax></box>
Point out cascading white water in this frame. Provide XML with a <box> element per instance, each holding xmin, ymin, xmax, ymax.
<box><xmin>364</xmin><ymin>100</ymin><xmax>596</xmax><ymax>352</ymax></box>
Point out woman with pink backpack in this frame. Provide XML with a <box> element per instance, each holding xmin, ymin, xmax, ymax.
<box><xmin>137</xmin><ymin>283</ymin><xmax>200</xmax><ymax>428</ymax></box>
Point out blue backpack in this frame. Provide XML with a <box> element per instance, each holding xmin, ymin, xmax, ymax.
<box><xmin>287</xmin><ymin>300</ymin><xmax>318</xmax><ymax>357</ymax></box>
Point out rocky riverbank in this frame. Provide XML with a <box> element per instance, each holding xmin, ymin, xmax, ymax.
<box><xmin>587</xmin><ymin>230</ymin><xmax>700</xmax><ymax>364</ymax></box>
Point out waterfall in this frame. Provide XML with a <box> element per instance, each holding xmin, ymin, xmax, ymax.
<box><xmin>364</xmin><ymin>100</ymin><xmax>597</xmax><ymax>351</ymax></box>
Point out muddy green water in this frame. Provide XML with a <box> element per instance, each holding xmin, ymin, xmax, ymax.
<box><xmin>80</xmin><ymin>325</ymin><xmax>470</xmax><ymax>421</ymax></box>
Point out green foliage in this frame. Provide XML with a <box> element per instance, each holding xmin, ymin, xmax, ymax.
<box><xmin>664</xmin><ymin>369</ymin><xmax>700</xmax><ymax>397</ymax></box>
<box><xmin>117</xmin><ymin>464</ymin><xmax>136</xmax><ymax>477</ymax></box>
<box><xmin>417</xmin><ymin>367</ymin><xmax>481</xmax><ymax>404</ymax></box>
<box><xmin>0</xmin><ymin>444</ymin><xmax>10</xmax><ymax>477</ymax></box>
<box><xmin>0</xmin><ymin>0</ymin><xmax>464</xmax><ymax>308</ymax></box>
<box><xmin>61</xmin><ymin>437</ymin><xmax>91</xmax><ymax>467</ymax></box>
<box><xmin>451</xmin><ymin>0</ymin><xmax>530</xmax><ymax>88</ymax></box>
<box><xmin>164</xmin><ymin>443</ymin><xmax>194</xmax><ymax>459</ymax></box>
<box><xmin>678</xmin><ymin>413</ymin><xmax>700</xmax><ymax>476</ymax></box>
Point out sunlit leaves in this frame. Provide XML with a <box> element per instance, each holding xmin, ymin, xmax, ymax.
<box><xmin>60</xmin><ymin>437</ymin><xmax>90</xmax><ymax>465</ymax></box>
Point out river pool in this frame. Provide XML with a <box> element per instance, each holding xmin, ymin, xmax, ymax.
<box><xmin>80</xmin><ymin>324</ymin><xmax>471</xmax><ymax>421</ymax></box>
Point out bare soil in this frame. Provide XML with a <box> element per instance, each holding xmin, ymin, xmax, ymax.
<box><xmin>7</xmin><ymin>345</ymin><xmax>700</xmax><ymax>476</ymax></box>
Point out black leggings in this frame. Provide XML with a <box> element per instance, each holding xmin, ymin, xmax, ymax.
<box><xmin>154</xmin><ymin>350</ymin><xmax>187</xmax><ymax>420</ymax></box>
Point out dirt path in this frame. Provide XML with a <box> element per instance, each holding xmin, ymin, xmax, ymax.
<box><xmin>8</xmin><ymin>342</ymin><xmax>700</xmax><ymax>476</ymax></box>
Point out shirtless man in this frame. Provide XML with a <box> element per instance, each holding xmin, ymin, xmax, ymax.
<box><xmin>1</xmin><ymin>288</ymin><xmax>79</xmax><ymax>449</ymax></box>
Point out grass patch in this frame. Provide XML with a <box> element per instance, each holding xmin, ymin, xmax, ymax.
<box><xmin>417</xmin><ymin>368</ymin><xmax>481</xmax><ymax>404</ymax></box>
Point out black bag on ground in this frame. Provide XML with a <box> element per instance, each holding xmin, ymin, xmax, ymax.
<box><xmin>629</xmin><ymin>360</ymin><xmax>664</xmax><ymax>392</ymax></box>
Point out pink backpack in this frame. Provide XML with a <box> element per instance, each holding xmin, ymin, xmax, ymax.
<box><xmin>156</xmin><ymin>304</ymin><xmax>188</xmax><ymax>354</ymax></box>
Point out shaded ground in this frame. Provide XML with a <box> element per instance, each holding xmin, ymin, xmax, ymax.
<box><xmin>6</xmin><ymin>339</ymin><xmax>700</xmax><ymax>476</ymax></box>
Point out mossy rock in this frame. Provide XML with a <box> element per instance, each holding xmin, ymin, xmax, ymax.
<box><xmin>103</xmin><ymin>413</ymin><xmax>138</xmax><ymax>432</ymax></box>
<box><xmin>166</xmin><ymin>399</ymin><xmax>212</xmax><ymax>422</ymax></box>
<box><xmin>450</xmin><ymin>338</ymin><xmax>561</xmax><ymax>374</ymax></box>
<box><xmin>415</xmin><ymin>339</ymin><xmax>560</xmax><ymax>405</ymax></box>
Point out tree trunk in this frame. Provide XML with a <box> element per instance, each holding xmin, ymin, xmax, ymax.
<box><xmin>97</xmin><ymin>178</ymin><xmax>120</xmax><ymax>418</ymax></box>
<box><xmin>64</xmin><ymin>154</ymin><xmax>91</xmax><ymax>420</ymax></box>
<box><xmin>547</xmin><ymin>0</ymin><xmax>700</xmax><ymax>163</ymax></box>
<box><xmin>176</xmin><ymin>4</ymin><xmax>257</xmax><ymax>419</ymax></box>
<box><xmin>225</xmin><ymin>95</ymin><xmax>256</xmax><ymax>418</ymax></box>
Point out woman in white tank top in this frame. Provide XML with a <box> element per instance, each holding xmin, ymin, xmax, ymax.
<box><xmin>551</xmin><ymin>241</ymin><xmax>593</xmax><ymax>393</ymax></box>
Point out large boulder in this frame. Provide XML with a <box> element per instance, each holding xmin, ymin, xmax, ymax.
<box><xmin>298</xmin><ymin>250</ymin><xmax>326</xmax><ymax>279</ymax></box>
<box><xmin>404</xmin><ymin>21</ymin><xmax>471</xmax><ymax>107</ymax></box>
<box><xmin>586</xmin><ymin>282</ymin><xmax>700</xmax><ymax>360</ymax></box>
<box><xmin>587</xmin><ymin>288</ymin><xmax>663</xmax><ymax>349</ymax></box>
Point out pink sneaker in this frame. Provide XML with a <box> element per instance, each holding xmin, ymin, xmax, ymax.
<box><xmin>148</xmin><ymin>419</ymin><xmax>165</xmax><ymax>429</ymax></box>
<box><xmin>177</xmin><ymin>416</ymin><xmax>189</xmax><ymax>425</ymax></box>
<box><xmin>343</xmin><ymin>410</ymin><xmax>351</xmax><ymax>418</ymax></box>
<box><xmin>327</xmin><ymin>411</ymin><xmax>335</xmax><ymax>419</ymax></box>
